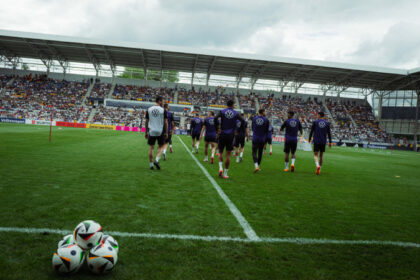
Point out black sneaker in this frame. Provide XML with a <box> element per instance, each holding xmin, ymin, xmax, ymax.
<box><xmin>154</xmin><ymin>161</ymin><xmax>161</xmax><ymax>170</ymax></box>
<box><xmin>150</xmin><ymin>166</ymin><xmax>154</xmax><ymax>170</ymax></box>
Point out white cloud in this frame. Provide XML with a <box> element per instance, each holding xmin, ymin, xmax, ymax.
<box><xmin>0</xmin><ymin>0</ymin><xmax>419</xmax><ymax>69</ymax></box>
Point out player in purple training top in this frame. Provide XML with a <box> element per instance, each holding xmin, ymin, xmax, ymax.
<box><xmin>200</xmin><ymin>110</ymin><xmax>217</xmax><ymax>164</ymax></box>
<box><xmin>252</xmin><ymin>109</ymin><xmax>270</xmax><ymax>173</ymax></box>
<box><xmin>190</xmin><ymin>113</ymin><xmax>203</xmax><ymax>153</ymax></box>
<box><xmin>308</xmin><ymin>111</ymin><xmax>332</xmax><ymax>175</ymax></box>
<box><xmin>162</xmin><ymin>103</ymin><xmax>175</xmax><ymax>160</ymax></box>
<box><xmin>234</xmin><ymin>113</ymin><xmax>249</xmax><ymax>163</ymax></box>
<box><xmin>280</xmin><ymin>111</ymin><xmax>303</xmax><ymax>172</ymax></box>
<box><xmin>215</xmin><ymin>100</ymin><xmax>244</xmax><ymax>179</ymax></box>
<box><xmin>264</xmin><ymin>123</ymin><xmax>273</xmax><ymax>155</ymax></box>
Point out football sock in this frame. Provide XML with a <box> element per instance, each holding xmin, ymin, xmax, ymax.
<box><xmin>155</xmin><ymin>156</ymin><xmax>160</xmax><ymax>162</ymax></box>
<box><xmin>163</xmin><ymin>149</ymin><xmax>166</xmax><ymax>155</ymax></box>
<box><xmin>270</xmin><ymin>147</ymin><xmax>272</xmax><ymax>153</ymax></box>
<box><xmin>254</xmin><ymin>162</ymin><xmax>259</xmax><ymax>168</ymax></box>
<box><xmin>291</xmin><ymin>158</ymin><xmax>295</xmax><ymax>165</ymax></box>
<box><xmin>219</xmin><ymin>162</ymin><xmax>223</xmax><ymax>170</ymax></box>
<box><xmin>224</xmin><ymin>169</ymin><xmax>228</xmax><ymax>176</ymax></box>
<box><xmin>211</xmin><ymin>152</ymin><xmax>215</xmax><ymax>158</ymax></box>
<box><xmin>205</xmin><ymin>156</ymin><xmax>208</xmax><ymax>160</ymax></box>
<box><xmin>285</xmin><ymin>162</ymin><xmax>289</xmax><ymax>169</ymax></box>
<box><xmin>169</xmin><ymin>145</ymin><xmax>172</xmax><ymax>148</ymax></box>
<box><xmin>240</xmin><ymin>152</ymin><xmax>243</xmax><ymax>157</ymax></box>
<box><xmin>149</xmin><ymin>162</ymin><xmax>154</xmax><ymax>168</ymax></box>
<box><xmin>236</xmin><ymin>157</ymin><xmax>240</xmax><ymax>163</ymax></box>
<box><xmin>315</xmin><ymin>161</ymin><xmax>320</xmax><ymax>167</ymax></box>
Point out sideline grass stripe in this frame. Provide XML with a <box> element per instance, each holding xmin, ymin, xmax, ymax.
<box><xmin>177</xmin><ymin>136</ymin><xmax>260</xmax><ymax>241</ymax></box>
<box><xmin>1</xmin><ymin>227</ymin><xmax>419</xmax><ymax>248</ymax></box>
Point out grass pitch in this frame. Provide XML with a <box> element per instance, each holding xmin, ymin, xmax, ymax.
<box><xmin>0</xmin><ymin>123</ymin><xmax>419</xmax><ymax>279</ymax></box>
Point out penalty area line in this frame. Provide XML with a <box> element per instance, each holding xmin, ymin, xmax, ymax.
<box><xmin>0</xmin><ymin>227</ymin><xmax>419</xmax><ymax>248</ymax></box>
<box><xmin>177</xmin><ymin>136</ymin><xmax>260</xmax><ymax>241</ymax></box>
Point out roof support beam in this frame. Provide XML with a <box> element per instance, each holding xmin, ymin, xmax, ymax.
<box><xmin>84</xmin><ymin>45</ymin><xmax>100</xmax><ymax>76</ymax></box>
<box><xmin>279</xmin><ymin>80</ymin><xmax>289</xmax><ymax>93</ymax></box>
<box><xmin>44</xmin><ymin>41</ymin><xmax>66</xmax><ymax>61</ymax></box>
<box><xmin>250</xmin><ymin>63</ymin><xmax>269</xmax><ymax>89</ymax></box>
<box><xmin>206</xmin><ymin>57</ymin><xmax>217</xmax><ymax>91</ymax></box>
<box><xmin>191</xmin><ymin>54</ymin><xmax>199</xmax><ymax>86</ymax></box>
<box><xmin>102</xmin><ymin>46</ymin><xmax>116</xmax><ymax>75</ymax></box>
<box><xmin>237</xmin><ymin>60</ymin><xmax>252</xmax><ymax>84</ymax></box>
<box><xmin>291</xmin><ymin>81</ymin><xmax>304</xmax><ymax>94</ymax></box>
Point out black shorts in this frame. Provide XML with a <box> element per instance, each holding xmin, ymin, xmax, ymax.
<box><xmin>314</xmin><ymin>143</ymin><xmax>326</xmax><ymax>153</ymax></box>
<box><xmin>218</xmin><ymin>134</ymin><xmax>235</xmax><ymax>152</ymax></box>
<box><xmin>265</xmin><ymin>137</ymin><xmax>272</xmax><ymax>145</ymax></box>
<box><xmin>148</xmin><ymin>134</ymin><xmax>165</xmax><ymax>146</ymax></box>
<box><xmin>192</xmin><ymin>133</ymin><xmax>200</xmax><ymax>141</ymax></box>
<box><xmin>165</xmin><ymin>134</ymin><xmax>172</xmax><ymax>144</ymax></box>
<box><xmin>205</xmin><ymin>135</ymin><xmax>217</xmax><ymax>143</ymax></box>
<box><xmin>284</xmin><ymin>141</ymin><xmax>297</xmax><ymax>154</ymax></box>
<box><xmin>234</xmin><ymin>136</ymin><xmax>245</xmax><ymax>148</ymax></box>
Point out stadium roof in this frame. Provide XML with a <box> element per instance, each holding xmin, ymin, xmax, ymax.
<box><xmin>0</xmin><ymin>29</ymin><xmax>420</xmax><ymax>92</ymax></box>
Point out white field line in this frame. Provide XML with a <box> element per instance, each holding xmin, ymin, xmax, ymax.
<box><xmin>177</xmin><ymin>136</ymin><xmax>260</xmax><ymax>241</ymax></box>
<box><xmin>0</xmin><ymin>227</ymin><xmax>419</xmax><ymax>248</ymax></box>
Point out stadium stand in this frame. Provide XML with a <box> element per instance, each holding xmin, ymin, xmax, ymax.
<box><xmin>90</xmin><ymin>83</ymin><xmax>111</xmax><ymax>99</ymax></box>
<box><xmin>0</xmin><ymin>74</ymin><xmax>90</xmax><ymax>122</ymax></box>
<box><xmin>0</xmin><ymin>73</ymin><xmax>389</xmax><ymax>142</ymax></box>
<box><xmin>113</xmin><ymin>84</ymin><xmax>174</xmax><ymax>103</ymax></box>
<box><xmin>92</xmin><ymin>105</ymin><xmax>143</xmax><ymax>126</ymax></box>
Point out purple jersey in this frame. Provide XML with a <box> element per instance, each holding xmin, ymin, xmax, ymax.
<box><xmin>252</xmin><ymin>115</ymin><xmax>269</xmax><ymax>142</ymax></box>
<box><xmin>191</xmin><ymin>117</ymin><xmax>203</xmax><ymax>135</ymax></box>
<box><xmin>166</xmin><ymin>110</ymin><xmax>173</xmax><ymax>132</ymax></box>
<box><xmin>204</xmin><ymin>117</ymin><xmax>217</xmax><ymax>137</ymax></box>
<box><xmin>310</xmin><ymin>119</ymin><xmax>331</xmax><ymax>145</ymax></box>
<box><xmin>236</xmin><ymin>119</ymin><xmax>247</xmax><ymax>137</ymax></box>
<box><xmin>219</xmin><ymin>108</ymin><xmax>240</xmax><ymax>136</ymax></box>
<box><xmin>282</xmin><ymin>118</ymin><xmax>302</xmax><ymax>142</ymax></box>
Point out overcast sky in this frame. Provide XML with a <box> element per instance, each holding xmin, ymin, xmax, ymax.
<box><xmin>1</xmin><ymin>0</ymin><xmax>420</xmax><ymax>69</ymax></box>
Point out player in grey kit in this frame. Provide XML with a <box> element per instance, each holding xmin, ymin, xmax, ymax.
<box><xmin>215</xmin><ymin>100</ymin><xmax>244</xmax><ymax>179</ymax></box>
<box><xmin>308</xmin><ymin>111</ymin><xmax>332</xmax><ymax>175</ymax></box>
<box><xmin>252</xmin><ymin>109</ymin><xmax>269</xmax><ymax>173</ymax></box>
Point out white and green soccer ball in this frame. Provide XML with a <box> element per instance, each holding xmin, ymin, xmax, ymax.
<box><xmin>52</xmin><ymin>244</ymin><xmax>85</xmax><ymax>274</ymax></box>
<box><xmin>73</xmin><ymin>220</ymin><xmax>103</xmax><ymax>250</ymax></box>
<box><xmin>102</xmin><ymin>235</ymin><xmax>119</xmax><ymax>253</ymax></box>
<box><xmin>58</xmin><ymin>234</ymin><xmax>75</xmax><ymax>248</ymax></box>
<box><xmin>87</xmin><ymin>243</ymin><xmax>118</xmax><ymax>274</ymax></box>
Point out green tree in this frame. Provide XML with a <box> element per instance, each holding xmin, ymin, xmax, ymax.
<box><xmin>118</xmin><ymin>67</ymin><xmax>179</xmax><ymax>82</ymax></box>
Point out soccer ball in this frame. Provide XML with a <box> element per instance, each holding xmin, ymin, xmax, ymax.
<box><xmin>73</xmin><ymin>220</ymin><xmax>103</xmax><ymax>250</ymax></box>
<box><xmin>102</xmin><ymin>235</ymin><xmax>119</xmax><ymax>253</ymax></box>
<box><xmin>58</xmin><ymin>234</ymin><xmax>75</xmax><ymax>248</ymax></box>
<box><xmin>52</xmin><ymin>244</ymin><xmax>85</xmax><ymax>274</ymax></box>
<box><xmin>87</xmin><ymin>243</ymin><xmax>118</xmax><ymax>274</ymax></box>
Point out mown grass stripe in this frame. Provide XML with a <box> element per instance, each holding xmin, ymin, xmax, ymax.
<box><xmin>177</xmin><ymin>136</ymin><xmax>260</xmax><ymax>241</ymax></box>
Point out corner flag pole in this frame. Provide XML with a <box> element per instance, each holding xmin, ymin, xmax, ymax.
<box><xmin>49</xmin><ymin>105</ymin><xmax>53</xmax><ymax>143</ymax></box>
